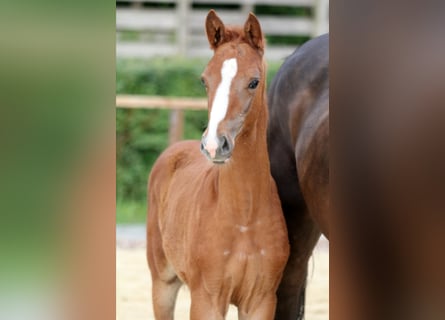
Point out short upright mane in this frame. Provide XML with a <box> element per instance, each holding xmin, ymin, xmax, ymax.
<box><xmin>219</xmin><ymin>26</ymin><xmax>251</xmax><ymax>46</ymax></box>
<box><xmin>212</xmin><ymin>26</ymin><xmax>265</xmax><ymax>56</ymax></box>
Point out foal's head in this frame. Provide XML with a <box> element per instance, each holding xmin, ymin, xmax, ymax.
<box><xmin>200</xmin><ymin>10</ymin><xmax>265</xmax><ymax>164</ymax></box>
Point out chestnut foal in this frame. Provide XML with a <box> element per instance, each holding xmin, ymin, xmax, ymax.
<box><xmin>147</xmin><ymin>10</ymin><xmax>289</xmax><ymax>320</ymax></box>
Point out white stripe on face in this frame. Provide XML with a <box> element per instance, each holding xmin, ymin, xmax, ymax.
<box><xmin>205</xmin><ymin>58</ymin><xmax>238</xmax><ymax>157</ymax></box>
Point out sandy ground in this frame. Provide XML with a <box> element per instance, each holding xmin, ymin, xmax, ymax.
<box><xmin>116</xmin><ymin>227</ymin><xmax>328</xmax><ymax>320</ymax></box>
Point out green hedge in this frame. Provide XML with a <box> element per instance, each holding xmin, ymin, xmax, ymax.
<box><xmin>116</xmin><ymin>58</ymin><xmax>282</xmax><ymax>208</ymax></box>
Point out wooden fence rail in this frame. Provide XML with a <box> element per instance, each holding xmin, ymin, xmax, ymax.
<box><xmin>116</xmin><ymin>95</ymin><xmax>207</xmax><ymax>110</ymax></box>
<box><xmin>116</xmin><ymin>95</ymin><xmax>207</xmax><ymax>145</ymax></box>
<box><xmin>116</xmin><ymin>0</ymin><xmax>329</xmax><ymax>61</ymax></box>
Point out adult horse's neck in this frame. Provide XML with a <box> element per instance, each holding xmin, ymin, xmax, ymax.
<box><xmin>216</xmin><ymin>67</ymin><xmax>271</xmax><ymax>223</ymax></box>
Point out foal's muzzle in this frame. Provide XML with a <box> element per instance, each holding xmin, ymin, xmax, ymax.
<box><xmin>200</xmin><ymin>135</ymin><xmax>233</xmax><ymax>164</ymax></box>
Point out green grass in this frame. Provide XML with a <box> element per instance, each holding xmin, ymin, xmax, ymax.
<box><xmin>116</xmin><ymin>200</ymin><xmax>147</xmax><ymax>224</ymax></box>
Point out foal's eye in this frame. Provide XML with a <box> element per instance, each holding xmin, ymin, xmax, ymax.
<box><xmin>248</xmin><ymin>79</ymin><xmax>259</xmax><ymax>89</ymax></box>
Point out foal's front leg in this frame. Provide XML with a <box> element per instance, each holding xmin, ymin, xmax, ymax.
<box><xmin>189</xmin><ymin>288</ymin><xmax>226</xmax><ymax>320</ymax></box>
<box><xmin>238</xmin><ymin>294</ymin><xmax>277</xmax><ymax>320</ymax></box>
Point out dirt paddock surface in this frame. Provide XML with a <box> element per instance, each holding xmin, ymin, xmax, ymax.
<box><xmin>116</xmin><ymin>225</ymin><xmax>328</xmax><ymax>319</ymax></box>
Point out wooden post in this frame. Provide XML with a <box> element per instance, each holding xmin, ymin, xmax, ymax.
<box><xmin>131</xmin><ymin>1</ymin><xmax>142</xmax><ymax>9</ymax></box>
<box><xmin>241</xmin><ymin>0</ymin><xmax>254</xmax><ymax>16</ymax></box>
<box><xmin>313</xmin><ymin>0</ymin><xmax>329</xmax><ymax>37</ymax></box>
<box><xmin>176</xmin><ymin>0</ymin><xmax>190</xmax><ymax>57</ymax></box>
<box><xmin>169</xmin><ymin>109</ymin><xmax>184</xmax><ymax>145</ymax></box>
<box><xmin>172</xmin><ymin>0</ymin><xmax>190</xmax><ymax>145</ymax></box>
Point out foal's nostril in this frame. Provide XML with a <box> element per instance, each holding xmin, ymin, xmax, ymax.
<box><xmin>220</xmin><ymin>136</ymin><xmax>231</xmax><ymax>154</ymax></box>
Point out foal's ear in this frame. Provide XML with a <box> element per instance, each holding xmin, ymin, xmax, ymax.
<box><xmin>205</xmin><ymin>10</ymin><xmax>226</xmax><ymax>50</ymax></box>
<box><xmin>244</xmin><ymin>12</ymin><xmax>264</xmax><ymax>54</ymax></box>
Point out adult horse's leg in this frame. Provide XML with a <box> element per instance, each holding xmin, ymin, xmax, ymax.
<box><xmin>275</xmin><ymin>213</ymin><xmax>320</xmax><ymax>320</ymax></box>
<box><xmin>268</xmin><ymin>131</ymin><xmax>321</xmax><ymax>320</ymax></box>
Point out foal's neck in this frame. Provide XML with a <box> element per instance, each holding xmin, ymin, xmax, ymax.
<box><xmin>217</xmin><ymin>84</ymin><xmax>272</xmax><ymax>222</ymax></box>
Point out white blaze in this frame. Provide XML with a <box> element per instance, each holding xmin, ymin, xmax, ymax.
<box><xmin>205</xmin><ymin>58</ymin><xmax>238</xmax><ymax>157</ymax></box>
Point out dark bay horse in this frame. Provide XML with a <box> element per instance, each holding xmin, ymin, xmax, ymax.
<box><xmin>267</xmin><ymin>34</ymin><xmax>329</xmax><ymax>319</ymax></box>
<box><xmin>147</xmin><ymin>10</ymin><xmax>289</xmax><ymax>319</ymax></box>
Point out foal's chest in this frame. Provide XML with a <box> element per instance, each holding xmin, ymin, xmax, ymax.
<box><xmin>194</xmin><ymin>219</ymin><xmax>288</xmax><ymax>300</ymax></box>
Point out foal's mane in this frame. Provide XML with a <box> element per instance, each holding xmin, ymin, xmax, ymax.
<box><xmin>211</xmin><ymin>25</ymin><xmax>265</xmax><ymax>55</ymax></box>
<box><xmin>222</xmin><ymin>26</ymin><xmax>249</xmax><ymax>44</ymax></box>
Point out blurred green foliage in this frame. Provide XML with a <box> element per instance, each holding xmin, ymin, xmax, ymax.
<box><xmin>116</xmin><ymin>58</ymin><xmax>209</xmax><ymax>203</ymax></box>
<box><xmin>116</xmin><ymin>200</ymin><xmax>147</xmax><ymax>224</ymax></box>
<box><xmin>116</xmin><ymin>58</ymin><xmax>282</xmax><ymax>219</ymax></box>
